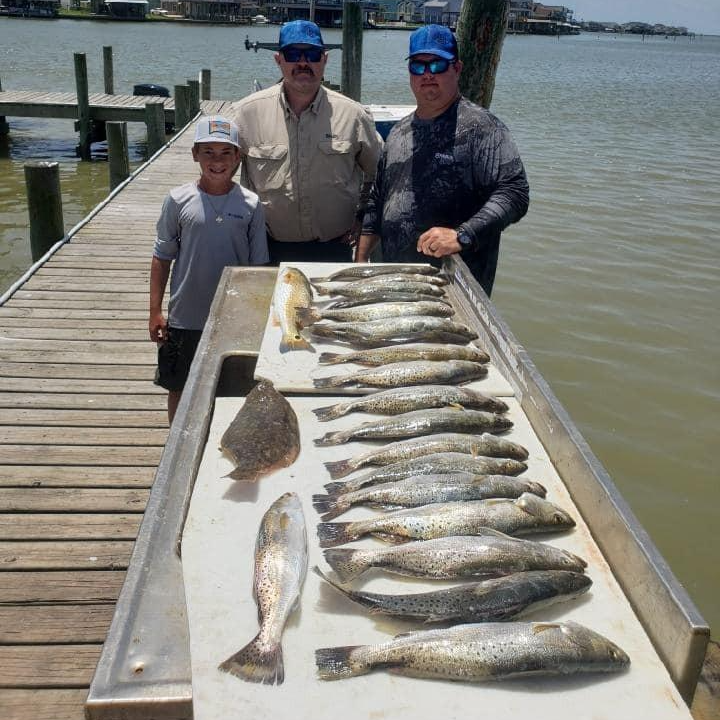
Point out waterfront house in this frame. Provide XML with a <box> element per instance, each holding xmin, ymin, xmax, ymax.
<box><xmin>421</xmin><ymin>0</ymin><xmax>460</xmax><ymax>28</ymax></box>
<box><xmin>0</xmin><ymin>0</ymin><xmax>60</xmax><ymax>15</ymax></box>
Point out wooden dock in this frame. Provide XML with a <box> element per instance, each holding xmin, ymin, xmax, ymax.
<box><xmin>0</xmin><ymin>101</ymin><xmax>717</xmax><ymax>720</ymax></box>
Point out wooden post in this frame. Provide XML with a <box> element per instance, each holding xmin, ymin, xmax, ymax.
<box><xmin>0</xmin><ymin>76</ymin><xmax>9</xmax><ymax>135</ymax></box>
<box><xmin>106</xmin><ymin>121</ymin><xmax>130</xmax><ymax>190</ymax></box>
<box><xmin>341</xmin><ymin>1</ymin><xmax>363</xmax><ymax>102</ymax></box>
<box><xmin>174</xmin><ymin>84</ymin><xmax>191</xmax><ymax>130</ymax></box>
<box><xmin>200</xmin><ymin>68</ymin><xmax>211</xmax><ymax>100</ymax></box>
<box><xmin>103</xmin><ymin>45</ymin><xmax>114</xmax><ymax>95</ymax></box>
<box><xmin>74</xmin><ymin>52</ymin><xmax>92</xmax><ymax>160</ymax></box>
<box><xmin>309</xmin><ymin>0</ymin><xmax>315</xmax><ymax>22</ymax></box>
<box><xmin>456</xmin><ymin>0</ymin><xmax>508</xmax><ymax>108</ymax></box>
<box><xmin>145</xmin><ymin>101</ymin><xmax>166</xmax><ymax>156</ymax></box>
<box><xmin>187</xmin><ymin>79</ymin><xmax>200</xmax><ymax>116</ymax></box>
<box><xmin>24</xmin><ymin>161</ymin><xmax>65</xmax><ymax>261</ymax></box>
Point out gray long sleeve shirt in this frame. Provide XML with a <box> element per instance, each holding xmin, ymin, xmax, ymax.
<box><xmin>363</xmin><ymin>97</ymin><xmax>529</xmax><ymax>296</ymax></box>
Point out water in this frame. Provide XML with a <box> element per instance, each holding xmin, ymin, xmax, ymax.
<box><xmin>1</xmin><ymin>20</ymin><xmax>719</xmax><ymax>634</ymax></box>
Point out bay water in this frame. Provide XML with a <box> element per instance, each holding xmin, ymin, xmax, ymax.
<box><xmin>1</xmin><ymin>20</ymin><xmax>719</xmax><ymax>635</ymax></box>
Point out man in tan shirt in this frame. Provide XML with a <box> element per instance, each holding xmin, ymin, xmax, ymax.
<box><xmin>228</xmin><ymin>20</ymin><xmax>382</xmax><ymax>264</ymax></box>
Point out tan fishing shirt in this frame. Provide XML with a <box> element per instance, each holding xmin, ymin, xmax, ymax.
<box><xmin>227</xmin><ymin>83</ymin><xmax>381</xmax><ymax>243</ymax></box>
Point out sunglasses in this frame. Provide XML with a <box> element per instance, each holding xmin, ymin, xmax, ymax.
<box><xmin>282</xmin><ymin>47</ymin><xmax>324</xmax><ymax>63</ymax></box>
<box><xmin>408</xmin><ymin>58</ymin><xmax>454</xmax><ymax>76</ymax></box>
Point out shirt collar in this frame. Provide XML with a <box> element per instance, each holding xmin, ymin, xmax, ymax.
<box><xmin>280</xmin><ymin>82</ymin><xmax>326</xmax><ymax>117</ymax></box>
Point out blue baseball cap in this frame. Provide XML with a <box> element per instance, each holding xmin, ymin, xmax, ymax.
<box><xmin>279</xmin><ymin>20</ymin><xmax>325</xmax><ymax>49</ymax></box>
<box><xmin>407</xmin><ymin>24</ymin><xmax>458</xmax><ymax>60</ymax></box>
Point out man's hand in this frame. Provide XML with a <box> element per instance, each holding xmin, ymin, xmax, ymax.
<box><xmin>417</xmin><ymin>227</ymin><xmax>461</xmax><ymax>258</ymax></box>
<box><xmin>341</xmin><ymin>218</ymin><xmax>363</xmax><ymax>246</ymax></box>
<box><xmin>149</xmin><ymin>311</ymin><xmax>168</xmax><ymax>344</ymax></box>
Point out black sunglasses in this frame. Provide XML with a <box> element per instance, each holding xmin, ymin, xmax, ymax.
<box><xmin>408</xmin><ymin>58</ymin><xmax>454</xmax><ymax>76</ymax></box>
<box><xmin>282</xmin><ymin>47</ymin><xmax>324</xmax><ymax>63</ymax></box>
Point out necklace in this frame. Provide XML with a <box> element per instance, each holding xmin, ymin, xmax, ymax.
<box><xmin>201</xmin><ymin>185</ymin><xmax>233</xmax><ymax>223</ymax></box>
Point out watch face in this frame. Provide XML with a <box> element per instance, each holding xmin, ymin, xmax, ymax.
<box><xmin>458</xmin><ymin>231</ymin><xmax>472</xmax><ymax>248</ymax></box>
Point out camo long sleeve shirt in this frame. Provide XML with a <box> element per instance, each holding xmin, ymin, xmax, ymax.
<box><xmin>363</xmin><ymin>97</ymin><xmax>529</xmax><ymax>296</ymax></box>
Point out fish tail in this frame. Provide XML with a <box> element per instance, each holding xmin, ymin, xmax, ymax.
<box><xmin>315</xmin><ymin>646</ymin><xmax>367</xmax><ymax>680</ymax></box>
<box><xmin>317</xmin><ymin>521</ymin><xmax>359</xmax><ymax>548</ymax></box>
<box><xmin>318</xmin><ymin>352</ymin><xmax>345</xmax><ymax>365</ymax></box>
<box><xmin>323</xmin><ymin>481</ymin><xmax>348</xmax><ymax>495</ymax></box>
<box><xmin>309</xmin><ymin>275</ymin><xmax>331</xmax><ymax>283</ymax></box>
<box><xmin>312</xmin><ymin>404</ymin><xmax>346</xmax><ymax>422</ymax></box>
<box><xmin>312</xmin><ymin>375</ymin><xmax>347</xmax><ymax>390</ymax></box>
<box><xmin>314</xmin><ymin>430</ymin><xmax>346</xmax><ymax>446</ymax></box>
<box><xmin>323</xmin><ymin>547</ymin><xmax>373</xmax><ymax>581</ymax></box>
<box><xmin>295</xmin><ymin>307</ymin><xmax>321</xmax><ymax>328</ymax></box>
<box><xmin>218</xmin><ymin>633</ymin><xmax>284</xmax><ymax>685</ymax></box>
<box><xmin>310</xmin><ymin>281</ymin><xmax>332</xmax><ymax>294</ymax></box>
<box><xmin>312</xmin><ymin>494</ymin><xmax>351</xmax><ymax>521</ymax></box>
<box><xmin>529</xmin><ymin>481</ymin><xmax>547</xmax><ymax>498</ymax></box>
<box><xmin>324</xmin><ymin>458</ymin><xmax>355</xmax><ymax>479</ymax></box>
<box><xmin>279</xmin><ymin>333</ymin><xmax>315</xmax><ymax>354</ymax></box>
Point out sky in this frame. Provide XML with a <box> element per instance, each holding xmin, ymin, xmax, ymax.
<box><xmin>569</xmin><ymin>0</ymin><xmax>720</xmax><ymax>35</ymax></box>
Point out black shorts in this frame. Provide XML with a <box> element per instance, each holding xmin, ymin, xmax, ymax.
<box><xmin>267</xmin><ymin>236</ymin><xmax>353</xmax><ymax>264</ymax></box>
<box><xmin>154</xmin><ymin>326</ymin><xmax>203</xmax><ymax>392</ymax></box>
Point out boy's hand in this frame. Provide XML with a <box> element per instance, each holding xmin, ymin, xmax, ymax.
<box><xmin>149</xmin><ymin>312</ymin><xmax>168</xmax><ymax>343</ymax></box>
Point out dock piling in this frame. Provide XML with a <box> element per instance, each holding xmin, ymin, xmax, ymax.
<box><xmin>341</xmin><ymin>1</ymin><xmax>363</xmax><ymax>102</ymax></box>
<box><xmin>187</xmin><ymin>79</ymin><xmax>200</xmax><ymax>117</ymax></box>
<box><xmin>0</xmin><ymin>77</ymin><xmax>8</xmax><ymax>135</ymax></box>
<box><xmin>74</xmin><ymin>52</ymin><xmax>92</xmax><ymax>160</ymax></box>
<box><xmin>106</xmin><ymin>121</ymin><xmax>130</xmax><ymax>190</ymax></box>
<box><xmin>24</xmin><ymin>161</ymin><xmax>65</xmax><ymax>261</ymax></box>
<box><xmin>103</xmin><ymin>46</ymin><xmax>114</xmax><ymax>95</ymax></box>
<box><xmin>174</xmin><ymin>84</ymin><xmax>191</xmax><ymax>130</ymax></box>
<box><xmin>200</xmin><ymin>69</ymin><xmax>211</xmax><ymax>101</ymax></box>
<box><xmin>145</xmin><ymin>101</ymin><xmax>166</xmax><ymax>156</ymax></box>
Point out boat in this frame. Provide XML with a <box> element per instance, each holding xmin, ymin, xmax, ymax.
<box><xmin>85</xmin><ymin>252</ymin><xmax>709</xmax><ymax>719</ymax></box>
<box><xmin>251</xmin><ymin>13</ymin><xmax>268</xmax><ymax>24</ymax></box>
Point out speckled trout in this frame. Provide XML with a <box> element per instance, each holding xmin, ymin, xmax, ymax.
<box><xmin>316</xmin><ymin>493</ymin><xmax>575</xmax><ymax>547</ymax></box>
<box><xmin>318</xmin><ymin>343</ymin><xmax>489</xmax><ymax>367</ymax></box>
<box><xmin>324</xmin><ymin>433</ymin><xmax>528</xmax><ymax>479</ymax></box>
<box><xmin>327</xmin><ymin>292</ymin><xmax>453</xmax><ymax>309</ymax></box>
<box><xmin>272</xmin><ymin>266</ymin><xmax>314</xmax><ymax>353</ymax></box>
<box><xmin>313</xmin><ymin>385</ymin><xmax>509</xmax><ymax>422</ymax></box>
<box><xmin>315</xmin><ymin>621</ymin><xmax>629</xmax><ymax>681</ymax></box>
<box><xmin>311</xmin><ymin>264</ymin><xmax>442</xmax><ymax>282</ymax></box>
<box><xmin>296</xmin><ymin>301</ymin><xmax>455</xmax><ymax>327</ymax></box>
<box><xmin>313</xmin><ymin>279</ymin><xmax>446</xmax><ymax>299</ymax></box>
<box><xmin>313</xmin><ymin>474</ymin><xmax>546</xmax><ymax>521</ymax></box>
<box><xmin>314</xmin><ymin>568</ymin><xmax>592</xmax><ymax>623</ymax></box>
<box><xmin>219</xmin><ymin>492</ymin><xmax>307</xmax><ymax>685</ymax></box>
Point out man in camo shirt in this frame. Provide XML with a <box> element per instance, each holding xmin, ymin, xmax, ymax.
<box><xmin>356</xmin><ymin>25</ymin><xmax>529</xmax><ymax>296</ymax></box>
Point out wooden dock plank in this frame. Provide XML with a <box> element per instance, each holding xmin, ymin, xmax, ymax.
<box><xmin>0</xmin><ymin>605</ymin><xmax>116</xmax><ymax>642</ymax></box>
<box><xmin>0</xmin><ymin>446</ymin><xmax>162</xmax><ymax>466</ymax></box>
<box><xmin>0</xmin><ymin>318</ymin><xmax>147</xmax><ymax>330</ymax></box>
<box><xmin>0</xmin><ymin>364</ymin><xmax>155</xmax><ymax>380</ymax></box>
<box><xmin>0</xmin><ymin>409</ymin><xmax>165</xmax><ymax>428</ymax></box>
<box><xmin>0</xmin><ymin>328</ymin><xmax>148</xmax><ymax>342</ymax></box>
<box><xmin>0</xmin><ymin>392</ymin><xmax>165</xmax><ymax>408</ymax></box>
<box><xmin>0</xmin><ymin>516</ymin><xmax>142</xmax><ymax>541</ymax></box>
<box><xmin>0</xmin><ymin>645</ymin><xmax>102</xmax><ymax>688</ymax></box>
<box><xmin>0</xmin><ymin>688</ymin><xmax>89</xmax><ymax>720</ymax></box>
<box><xmin>0</xmin><ymin>488</ymin><xmax>150</xmax><ymax>512</ymax></box>
<box><xmin>0</xmin><ymin>541</ymin><xmax>134</xmax><ymax>571</ymax></box>
<box><xmin>0</xmin><ymin>378</ymin><xmax>163</xmax><ymax>394</ymax></box>
<box><xmin>0</xmin><ymin>466</ymin><xmax>155</xmax><ymax>488</ymax></box>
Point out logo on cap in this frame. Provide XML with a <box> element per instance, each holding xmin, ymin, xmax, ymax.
<box><xmin>208</xmin><ymin>120</ymin><xmax>231</xmax><ymax>138</ymax></box>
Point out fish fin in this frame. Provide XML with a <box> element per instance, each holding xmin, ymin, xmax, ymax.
<box><xmin>315</xmin><ymin>646</ymin><xmax>365</xmax><ymax>680</ymax></box>
<box><xmin>448</xmin><ymin>403</ymin><xmax>466</xmax><ymax>411</ymax></box>
<box><xmin>279</xmin><ymin>334</ymin><xmax>315</xmax><ymax>354</ymax></box>
<box><xmin>318</xmin><ymin>352</ymin><xmax>345</xmax><ymax>365</ymax></box>
<box><xmin>532</xmin><ymin>623</ymin><xmax>562</xmax><ymax>635</ymax></box>
<box><xmin>370</xmin><ymin>532</ymin><xmax>409</xmax><ymax>545</ymax></box>
<box><xmin>312</xmin><ymin>494</ymin><xmax>350</xmax><ymax>521</ymax></box>
<box><xmin>324</xmin><ymin>458</ymin><xmax>354</xmax><ymax>479</ymax></box>
<box><xmin>218</xmin><ymin>633</ymin><xmax>284</xmax><ymax>685</ymax></box>
<box><xmin>312</xmin><ymin>404</ymin><xmax>345</xmax><ymax>422</ymax></box>
<box><xmin>310</xmin><ymin>282</ymin><xmax>332</xmax><ymax>296</ymax></box>
<box><xmin>323</xmin><ymin>481</ymin><xmax>348</xmax><ymax>495</ymax></box>
<box><xmin>317</xmin><ymin>522</ymin><xmax>358</xmax><ymax>548</ymax></box>
<box><xmin>323</xmin><ymin>547</ymin><xmax>373</xmax><ymax>581</ymax></box>
<box><xmin>225</xmin><ymin>467</ymin><xmax>261</xmax><ymax>483</ymax></box>
<box><xmin>295</xmin><ymin>306</ymin><xmax>321</xmax><ymax>328</ymax></box>
<box><xmin>312</xmin><ymin>375</ymin><xmax>347</xmax><ymax>390</ymax></box>
<box><xmin>314</xmin><ymin>431</ymin><xmax>346</xmax><ymax>447</ymax></box>
<box><xmin>313</xmin><ymin>566</ymin><xmax>350</xmax><ymax>593</ymax></box>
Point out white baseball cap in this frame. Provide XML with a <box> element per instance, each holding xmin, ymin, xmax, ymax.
<box><xmin>193</xmin><ymin>115</ymin><xmax>239</xmax><ymax>147</ymax></box>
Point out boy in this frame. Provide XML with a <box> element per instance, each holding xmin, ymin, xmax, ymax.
<box><xmin>149</xmin><ymin>115</ymin><xmax>269</xmax><ymax>423</ymax></box>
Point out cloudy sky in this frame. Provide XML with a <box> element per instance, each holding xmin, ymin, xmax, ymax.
<box><xmin>570</xmin><ymin>0</ymin><xmax>720</xmax><ymax>34</ymax></box>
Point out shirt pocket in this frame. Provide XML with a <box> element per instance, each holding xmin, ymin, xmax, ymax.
<box><xmin>317</xmin><ymin>139</ymin><xmax>355</xmax><ymax>185</ymax></box>
<box><xmin>244</xmin><ymin>144</ymin><xmax>288</xmax><ymax>191</ymax></box>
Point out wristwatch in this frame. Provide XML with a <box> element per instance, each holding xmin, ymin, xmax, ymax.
<box><xmin>456</xmin><ymin>227</ymin><xmax>474</xmax><ymax>251</ymax></box>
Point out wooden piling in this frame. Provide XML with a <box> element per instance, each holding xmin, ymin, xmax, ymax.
<box><xmin>187</xmin><ymin>79</ymin><xmax>200</xmax><ymax>116</ymax></box>
<box><xmin>200</xmin><ymin>69</ymin><xmax>211</xmax><ymax>100</ymax></box>
<box><xmin>0</xmin><ymin>76</ymin><xmax>9</xmax><ymax>135</ymax></box>
<box><xmin>24</xmin><ymin>161</ymin><xmax>65</xmax><ymax>261</ymax></box>
<box><xmin>341</xmin><ymin>1</ymin><xmax>363</xmax><ymax>102</ymax></box>
<box><xmin>74</xmin><ymin>52</ymin><xmax>92</xmax><ymax>160</ymax></box>
<box><xmin>174</xmin><ymin>84</ymin><xmax>191</xmax><ymax>130</ymax></box>
<box><xmin>456</xmin><ymin>0</ymin><xmax>508</xmax><ymax>108</ymax></box>
<box><xmin>145</xmin><ymin>101</ymin><xmax>166</xmax><ymax>156</ymax></box>
<box><xmin>103</xmin><ymin>46</ymin><xmax>114</xmax><ymax>95</ymax></box>
<box><xmin>106</xmin><ymin>121</ymin><xmax>130</xmax><ymax>190</ymax></box>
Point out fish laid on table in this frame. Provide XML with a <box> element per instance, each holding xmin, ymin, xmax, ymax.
<box><xmin>313</xmin><ymin>279</ymin><xmax>446</xmax><ymax>299</ymax></box>
<box><xmin>313</xmin><ymin>474</ymin><xmax>546</xmax><ymax>521</ymax></box>
<box><xmin>313</xmin><ymin>360</ymin><xmax>487</xmax><ymax>391</ymax></box>
<box><xmin>315</xmin><ymin>621</ymin><xmax>629</xmax><ymax>682</ymax></box>
<box><xmin>315</xmin><ymin>409</ymin><xmax>513</xmax><ymax>447</ymax></box>
<box><xmin>218</xmin><ymin>492</ymin><xmax>307</xmax><ymax>685</ymax></box>
<box><xmin>316</xmin><ymin>493</ymin><xmax>575</xmax><ymax>547</ymax></box>
<box><xmin>327</xmin><ymin>292</ymin><xmax>452</xmax><ymax>309</ymax></box>
<box><xmin>324</xmin><ymin>433</ymin><xmax>528</xmax><ymax>480</ymax></box>
<box><xmin>314</xmin><ymin>567</ymin><xmax>592</xmax><ymax>623</ymax></box>
<box><xmin>318</xmin><ymin>343</ymin><xmax>489</xmax><ymax>367</ymax></box>
<box><xmin>311</xmin><ymin>264</ymin><xmax>442</xmax><ymax>282</ymax></box>
<box><xmin>272</xmin><ymin>266</ymin><xmax>314</xmax><ymax>353</ymax></box>
<box><xmin>313</xmin><ymin>385</ymin><xmax>509</xmax><ymax>422</ymax></box>
<box><xmin>220</xmin><ymin>379</ymin><xmax>300</xmax><ymax>482</ymax></box>
<box><xmin>323</xmin><ymin>530</ymin><xmax>587</xmax><ymax>582</ymax></box>
<box><xmin>325</xmin><ymin>453</ymin><xmax>526</xmax><ymax>495</ymax></box>
<box><xmin>296</xmin><ymin>300</ymin><xmax>455</xmax><ymax>327</ymax></box>
<box><xmin>310</xmin><ymin>317</ymin><xmax>477</xmax><ymax>348</ymax></box>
